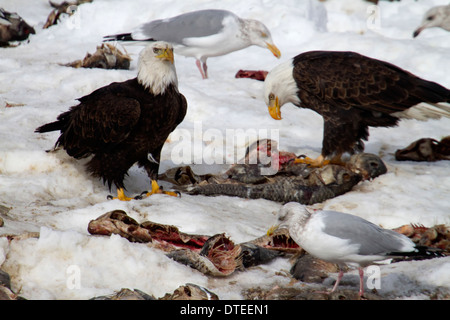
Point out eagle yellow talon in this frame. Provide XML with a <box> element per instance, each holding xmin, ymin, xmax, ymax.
<box><xmin>108</xmin><ymin>181</ymin><xmax>180</xmax><ymax>201</ymax></box>
<box><xmin>293</xmin><ymin>155</ymin><xmax>329</xmax><ymax>167</ymax></box>
<box><xmin>161</xmin><ymin>190</ymin><xmax>181</xmax><ymax>197</ymax></box>
<box><xmin>293</xmin><ymin>154</ymin><xmax>346</xmax><ymax>167</ymax></box>
<box><xmin>141</xmin><ymin>180</ymin><xmax>180</xmax><ymax>198</ymax></box>
<box><xmin>109</xmin><ymin>188</ymin><xmax>135</xmax><ymax>201</ymax></box>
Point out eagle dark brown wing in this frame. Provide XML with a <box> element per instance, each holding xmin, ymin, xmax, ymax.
<box><xmin>35</xmin><ymin>78</ymin><xmax>187</xmax><ymax>191</ymax></box>
<box><xmin>47</xmin><ymin>83</ymin><xmax>142</xmax><ymax>159</ymax></box>
<box><xmin>293</xmin><ymin>51</ymin><xmax>449</xmax><ymax>114</ymax></box>
<box><xmin>292</xmin><ymin>51</ymin><xmax>450</xmax><ymax>157</ymax></box>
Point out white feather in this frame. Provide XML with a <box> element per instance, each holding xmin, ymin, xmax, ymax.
<box><xmin>263</xmin><ymin>59</ymin><xmax>300</xmax><ymax>107</ymax></box>
<box><xmin>393</xmin><ymin>102</ymin><xmax>450</xmax><ymax>121</ymax></box>
<box><xmin>137</xmin><ymin>42</ymin><xmax>178</xmax><ymax>96</ymax></box>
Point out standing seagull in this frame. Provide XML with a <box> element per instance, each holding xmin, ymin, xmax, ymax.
<box><xmin>36</xmin><ymin>42</ymin><xmax>187</xmax><ymax>201</ymax></box>
<box><xmin>104</xmin><ymin>9</ymin><xmax>281</xmax><ymax>79</ymax></box>
<box><xmin>413</xmin><ymin>4</ymin><xmax>450</xmax><ymax>37</ymax></box>
<box><xmin>263</xmin><ymin>51</ymin><xmax>450</xmax><ymax>167</ymax></box>
<box><xmin>276</xmin><ymin>202</ymin><xmax>442</xmax><ymax>297</ymax></box>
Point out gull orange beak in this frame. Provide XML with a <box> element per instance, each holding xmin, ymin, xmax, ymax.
<box><xmin>158</xmin><ymin>48</ymin><xmax>174</xmax><ymax>64</ymax></box>
<box><xmin>266</xmin><ymin>42</ymin><xmax>281</xmax><ymax>59</ymax></box>
<box><xmin>268</xmin><ymin>96</ymin><xmax>282</xmax><ymax>120</ymax></box>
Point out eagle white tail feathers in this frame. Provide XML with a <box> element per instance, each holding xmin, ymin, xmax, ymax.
<box><xmin>394</xmin><ymin>102</ymin><xmax>450</xmax><ymax>121</ymax></box>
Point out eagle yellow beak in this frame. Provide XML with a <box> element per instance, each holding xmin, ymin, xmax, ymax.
<box><xmin>157</xmin><ymin>48</ymin><xmax>174</xmax><ymax>64</ymax></box>
<box><xmin>268</xmin><ymin>96</ymin><xmax>282</xmax><ymax>120</ymax></box>
<box><xmin>266</xmin><ymin>42</ymin><xmax>281</xmax><ymax>58</ymax></box>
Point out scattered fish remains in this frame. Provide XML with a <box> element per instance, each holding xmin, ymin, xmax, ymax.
<box><xmin>159</xmin><ymin>283</ymin><xmax>219</xmax><ymax>300</ymax></box>
<box><xmin>166</xmin><ymin>234</ymin><xmax>242</xmax><ymax>277</ymax></box>
<box><xmin>395</xmin><ymin>136</ymin><xmax>450</xmax><ymax>162</ymax></box>
<box><xmin>63</xmin><ymin>43</ymin><xmax>131</xmax><ymax>70</ymax></box>
<box><xmin>160</xmin><ymin>151</ymin><xmax>387</xmax><ymax>205</ymax></box>
<box><xmin>88</xmin><ymin>211</ymin><xmax>242</xmax><ymax>276</ymax></box>
<box><xmin>87</xmin><ymin>208</ymin><xmax>450</xmax><ymax>279</ymax></box>
<box><xmin>87</xmin><ymin>210</ymin><xmax>296</xmax><ymax>277</ymax></box>
<box><xmin>235</xmin><ymin>69</ymin><xmax>268</xmax><ymax>81</ymax></box>
<box><xmin>392</xmin><ymin>223</ymin><xmax>450</xmax><ymax>255</ymax></box>
<box><xmin>85</xmin><ymin>208</ymin><xmax>449</xmax><ymax>299</ymax></box>
<box><xmin>2</xmin><ymin>209</ymin><xmax>448</xmax><ymax>300</ymax></box>
<box><xmin>0</xmin><ymin>8</ymin><xmax>35</xmax><ymax>47</ymax></box>
<box><xmin>90</xmin><ymin>283</ymin><xmax>218</xmax><ymax>300</ymax></box>
<box><xmin>43</xmin><ymin>0</ymin><xmax>93</xmax><ymax>29</ymax></box>
<box><xmin>87</xmin><ymin>210</ymin><xmax>210</xmax><ymax>250</ymax></box>
<box><xmin>290</xmin><ymin>252</ymin><xmax>341</xmax><ymax>284</ymax></box>
<box><xmin>90</xmin><ymin>288</ymin><xmax>155</xmax><ymax>300</ymax></box>
<box><xmin>0</xmin><ymin>269</ymin><xmax>22</xmax><ymax>300</ymax></box>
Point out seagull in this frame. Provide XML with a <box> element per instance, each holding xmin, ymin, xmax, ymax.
<box><xmin>413</xmin><ymin>4</ymin><xmax>450</xmax><ymax>37</ymax></box>
<box><xmin>104</xmin><ymin>9</ymin><xmax>281</xmax><ymax>79</ymax></box>
<box><xmin>276</xmin><ymin>202</ymin><xmax>442</xmax><ymax>297</ymax></box>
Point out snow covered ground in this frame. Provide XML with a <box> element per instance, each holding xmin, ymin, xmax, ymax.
<box><xmin>0</xmin><ymin>0</ymin><xmax>449</xmax><ymax>300</ymax></box>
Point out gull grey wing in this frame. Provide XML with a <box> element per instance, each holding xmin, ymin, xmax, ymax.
<box><xmin>133</xmin><ymin>10</ymin><xmax>231</xmax><ymax>44</ymax></box>
<box><xmin>320</xmin><ymin>211</ymin><xmax>414</xmax><ymax>256</ymax></box>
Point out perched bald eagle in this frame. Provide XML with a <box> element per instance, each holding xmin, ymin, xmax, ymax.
<box><xmin>264</xmin><ymin>51</ymin><xmax>450</xmax><ymax>166</ymax></box>
<box><xmin>35</xmin><ymin>41</ymin><xmax>187</xmax><ymax>201</ymax></box>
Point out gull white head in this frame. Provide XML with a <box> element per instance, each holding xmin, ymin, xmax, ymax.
<box><xmin>277</xmin><ymin>202</ymin><xmax>312</xmax><ymax>228</ymax></box>
<box><xmin>263</xmin><ymin>59</ymin><xmax>301</xmax><ymax>120</ymax></box>
<box><xmin>413</xmin><ymin>5</ymin><xmax>450</xmax><ymax>37</ymax></box>
<box><xmin>137</xmin><ymin>41</ymin><xmax>178</xmax><ymax>95</ymax></box>
<box><xmin>242</xmin><ymin>19</ymin><xmax>281</xmax><ymax>59</ymax></box>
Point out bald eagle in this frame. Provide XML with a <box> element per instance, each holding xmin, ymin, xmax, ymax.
<box><xmin>264</xmin><ymin>51</ymin><xmax>450</xmax><ymax>166</ymax></box>
<box><xmin>35</xmin><ymin>41</ymin><xmax>187</xmax><ymax>201</ymax></box>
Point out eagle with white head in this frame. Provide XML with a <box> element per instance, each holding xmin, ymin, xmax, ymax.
<box><xmin>36</xmin><ymin>41</ymin><xmax>187</xmax><ymax>201</ymax></box>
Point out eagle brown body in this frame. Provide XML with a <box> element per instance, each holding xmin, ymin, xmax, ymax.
<box><xmin>36</xmin><ymin>42</ymin><xmax>187</xmax><ymax>200</ymax></box>
<box><xmin>37</xmin><ymin>79</ymin><xmax>186</xmax><ymax>190</ymax></box>
<box><xmin>264</xmin><ymin>51</ymin><xmax>450</xmax><ymax>164</ymax></box>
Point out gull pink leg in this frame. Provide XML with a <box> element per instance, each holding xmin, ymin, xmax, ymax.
<box><xmin>330</xmin><ymin>270</ymin><xmax>344</xmax><ymax>293</ymax></box>
<box><xmin>196</xmin><ymin>59</ymin><xmax>207</xmax><ymax>79</ymax></box>
<box><xmin>358</xmin><ymin>267</ymin><xmax>365</xmax><ymax>297</ymax></box>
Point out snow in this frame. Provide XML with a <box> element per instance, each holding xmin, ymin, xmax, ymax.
<box><xmin>0</xmin><ymin>0</ymin><xmax>449</xmax><ymax>300</ymax></box>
